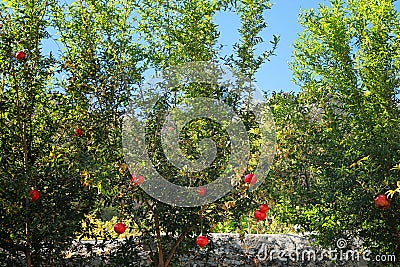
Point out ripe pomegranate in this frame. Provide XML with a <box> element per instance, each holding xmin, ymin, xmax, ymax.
<box><xmin>244</xmin><ymin>173</ymin><xmax>257</xmax><ymax>185</ymax></box>
<box><xmin>197</xmin><ymin>186</ymin><xmax>206</xmax><ymax>196</ymax></box>
<box><xmin>196</xmin><ymin>235</ymin><xmax>209</xmax><ymax>248</ymax></box>
<box><xmin>74</xmin><ymin>128</ymin><xmax>83</xmax><ymax>137</ymax></box>
<box><xmin>254</xmin><ymin>210</ymin><xmax>266</xmax><ymax>221</ymax></box>
<box><xmin>114</xmin><ymin>223</ymin><xmax>126</xmax><ymax>235</ymax></box>
<box><xmin>259</xmin><ymin>204</ymin><xmax>269</xmax><ymax>213</ymax></box>
<box><xmin>374</xmin><ymin>194</ymin><xmax>390</xmax><ymax>210</ymax></box>
<box><xmin>131</xmin><ymin>175</ymin><xmax>145</xmax><ymax>186</ymax></box>
<box><xmin>15</xmin><ymin>51</ymin><xmax>26</xmax><ymax>60</ymax></box>
<box><xmin>29</xmin><ymin>189</ymin><xmax>40</xmax><ymax>202</ymax></box>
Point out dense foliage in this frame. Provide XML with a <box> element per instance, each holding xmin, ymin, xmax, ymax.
<box><xmin>0</xmin><ymin>0</ymin><xmax>277</xmax><ymax>266</ymax></box>
<box><xmin>1</xmin><ymin>0</ymin><xmax>399</xmax><ymax>266</ymax></box>
<box><xmin>268</xmin><ymin>0</ymin><xmax>400</xmax><ymax>262</ymax></box>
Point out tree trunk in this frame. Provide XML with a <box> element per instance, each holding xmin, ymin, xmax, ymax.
<box><xmin>25</xmin><ymin>232</ymin><xmax>32</xmax><ymax>267</ymax></box>
<box><xmin>154</xmin><ymin>212</ymin><xmax>165</xmax><ymax>267</ymax></box>
<box><xmin>164</xmin><ymin>225</ymin><xmax>196</xmax><ymax>267</ymax></box>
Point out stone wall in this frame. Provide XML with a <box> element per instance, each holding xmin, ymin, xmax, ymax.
<box><xmin>67</xmin><ymin>234</ymin><xmax>368</xmax><ymax>267</ymax></box>
<box><xmin>176</xmin><ymin>234</ymin><xmax>367</xmax><ymax>267</ymax></box>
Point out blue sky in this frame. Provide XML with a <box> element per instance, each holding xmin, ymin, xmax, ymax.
<box><xmin>42</xmin><ymin>1</ymin><xmax>400</xmax><ymax>94</ymax></box>
<box><xmin>216</xmin><ymin>0</ymin><xmax>400</xmax><ymax>94</ymax></box>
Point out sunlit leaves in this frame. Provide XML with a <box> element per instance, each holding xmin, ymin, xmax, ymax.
<box><xmin>287</xmin><ymin>0</ymin><xmax>400</xmax><ymax>258</ymax></box>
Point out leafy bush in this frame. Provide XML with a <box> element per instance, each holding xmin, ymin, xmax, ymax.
<box><xmin>1</xmin><ymin>0</ymin><xmax>279</xmax><ymax>266</ymax></box>
<box><xmin>268</xmin><ymin>0</ymin><xmax>400</xmax><ymax>263</ymax></box>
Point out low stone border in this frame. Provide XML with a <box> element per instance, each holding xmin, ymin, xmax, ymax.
<box><xmin>177</xmin><ymin>234</ymin><xmax>366</xmax><ymax>267</ymax></box>
<box><xmin>63</xmin><ymin>234</ymin><xmax>368</xmax><ymax>266</ymax></box>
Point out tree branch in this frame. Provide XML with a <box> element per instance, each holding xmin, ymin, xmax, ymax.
<box><xmin>144</xmin><ymin>199</ymin><xmax>164</xmax><ymax>266</ymax></box>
